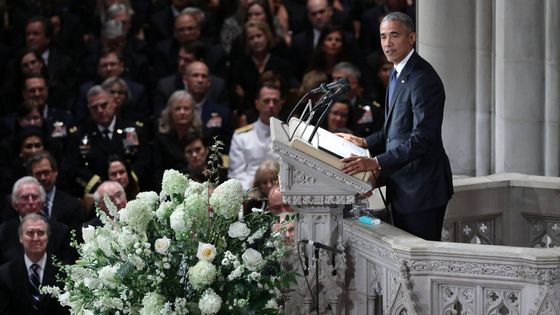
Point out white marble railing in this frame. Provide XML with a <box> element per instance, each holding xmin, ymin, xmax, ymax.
<box><xmin>343</xmin><ymin>174</ymin><xmax>560</xmax><ymax>315</ymax></box>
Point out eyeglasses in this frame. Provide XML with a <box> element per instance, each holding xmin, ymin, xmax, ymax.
<box><xmin>110</xmin><ymin>89</ymin><xmax>127</xmax><ymax>96</ymax></box>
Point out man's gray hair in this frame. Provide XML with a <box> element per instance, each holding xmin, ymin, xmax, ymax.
<box><xmin>182</xmin><ymin>7</ymin><xmax>205</xmax><ymax>23</ymax></box>
<box><xmin>87</xmin><ymin>85</ymin><xmax>111</xmax><ymax>101</ymax></box>
<box><xmin>18</xmin><ymin>213</ymin><xmax>51</xmax><ymax>237</ymax></box>
<box><xmin>106</xmin><ymin>3</ymin><xmax>133</xmax><ymax>19</ymax></box>
<box><xmin>382</xmin><ymin>12</ymin><xmax>415</xmax><ymax>34</ymax></box>
<box><xmin>102</xmin><ymin>76</ymin><xmax>132</xmax><ymax>100</ymax></box>
<box><xmin>333</xmin><ymin>62</ymin><xmax>361</xmax><ymax>80</ymax></box>
<box><xmin>11</xmin><ymin>176</ymin><xmax>45</xmax><ymax>205</ymax></box>
<box><xmin>93</xmin><ymin>181</ymin><xmax>125</xmax><ymax>203</ymax></box>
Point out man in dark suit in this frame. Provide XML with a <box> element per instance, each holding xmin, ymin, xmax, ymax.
<box><xmin>340</xmin><ymin>12</ymin><xmax>453</xmax><ymax>241</ymax></box>
<box><xmin>28</xmin><ymin>151</ymin><xmax>84</xmax><ymax>230</ymax></box>
<box><xmin>0</xmin><ymin>176</ymin><xmax>74</xmax><ymax>264</ymax></box>
<box><xmin>153</xmin><ymin>42</ymin><xmax>227</xmax><ymax>116</ymax></box>
<box><xmin>0</xmin><ymin>213</ymin><xmax>69</xmax><ymax>315</ymax></box>
<box><xmin>185</xmin><ymin>61</ymin><xmax>232</xmax><ymax>152</ymax></box>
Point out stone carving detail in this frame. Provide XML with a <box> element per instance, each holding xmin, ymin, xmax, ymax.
<box><xmin>293</xmin><ymin>170</ymin><xmax>317</xmax><ymax>185</ymax></box>
<box><xmin>529</xmin><ymin>284</ymin><xmax>560</xmax><ymax>315</ymax></box>
<box><xmin>273</xmin><ymin>144</ymin><xmax>370</xmax><ymax>194</ymax></box>
<box><xmin>386</xmin><ymin>261</ymin><xmax>416</xmax><ymax>314</ymax></box>
<box><xmin>523</xmin><ymin>215</ymin><xmax>560</xmax><ymax>248</ymax></box>
<box><xmin>368</xmin><ymin>262</ymin><xmax>383</xmax><ymax>296</ymax></box>
<box><xmin>344</xmin><ymin>228</ymin><xmax>395</xmax><ymax>263</ymax></box>
<box><xmin>439</xmin><ymin>285</ymin><xmax>475</xmax><ymax>315</ymax></box>
<box><xmin>460</xmin><ymin>219</ymin><xmax>494</xmax><ymax>244</ymax></box>
<box><xmin>441</xmin><ymin>222</ymin><xmax>455</xmax><ymax>242</ymax></box>
<box><xmin>483</xmin><ymin>288</ymin><xmax>521</xmax><ymax>315</ymax></box>
<box><xmin>409</xmin><ymin>259</ymin><xmax>560</xmax><ymax>281</ymax></box>
<box><xmin>284</xmin><ymin>194</ymin><xmax>355</xmax><ymax>206</ymax></box>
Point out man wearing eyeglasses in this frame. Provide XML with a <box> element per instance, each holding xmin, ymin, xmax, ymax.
<box><xmin>63</xmin><ymin>85</ymin><xmax>150</xmax><ymax>197</ymax></box>
<box><xmin>27</xmin><ymin>151</ymin><xmax>84</xmax><ymax>230</ymax></box>
<box><xmin>0</xmin><ymin>177</ymin><xmax>74</xmax><ymax>265</ymax></box>
<box><xmin>228</xmin><ymin>83</ymin><xmax>283</xmax><ymax>190</ymax></box>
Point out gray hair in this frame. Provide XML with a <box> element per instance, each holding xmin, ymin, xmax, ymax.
<box><xmin>382</xmin><ymin>12</ymin><xmax>415</xmax><ymax>34</ymax></box>
<box><xmin>182</xmin><ymin>7</ymin><xmax>205</xmax><ymax>23</ymax></box>
<box><xmin>11</xmin><ymin>176</ymin><xmax>45</xmax><ymax>205</ymax></box>
<box><xmin>18</xmin><ymin>213</ymin><xmax>50</xmax><ymax>237</ymax></box>
<box><xmin>106</xmin><ymin>3</ymin><xmax>133</xmax><ymax>20</ymax></box>
<box><xmin>102</xmin><ymin>76</ymin><xmax>132</xmax><ymax>101</ymax></box>
<box><xmin>87</xmin><ymin>85</ymin><xmax>111</xmax><ymax>101</ymax></box>
<box><xmin>93</xmin><ymin>181</ymin><xmax>124</xmax><ymax>203</ymax></box>
<box><xmin>158</xmin><ymin>90</ymin><xmax>202</xmax><ymax>134</ymax></box>
<box><xmin>333</xmin><ymin>61</ymin><xmax>361</xmax><ymax>80</ymax></box>
<box><xmin>102</xmin><ymin>19</ymin><xmax>125</xmax><ymax>39</ymax></box>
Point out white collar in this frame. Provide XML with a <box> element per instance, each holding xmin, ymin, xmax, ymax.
<box><xmin>98</xmin><ymin>116</ymin><xmax>116</xmax><ymax>134</ymax></box>
<box><xmin>393</xmin><ymin>48</ymin><xmax>415</xmax><ymax>78</ymax></box>
<box><xmin>42</xmin><ymin>49</ymin><xmax>50</xmax><ymax>66</ymax></box>
<box><xmin>24</xmin><ymin>253</ymin><xmax>47</xmax><ymax>276</ymax></box>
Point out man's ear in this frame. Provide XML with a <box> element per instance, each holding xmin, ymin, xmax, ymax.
<box><xmin>408</xmin><ymin>31</ymin><xmax>417</xmax><ymax>45</ymax></box>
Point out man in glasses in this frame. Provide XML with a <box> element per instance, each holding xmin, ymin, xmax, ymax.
<box><xmin>63</xmin><ymin>86</ymin><xmax>150</xmax><ymax>197</ymax></box>
<box><xmin>0</xmin><ymin>176</ymin><xmax>74</xmax><ymax>264</ymax></box>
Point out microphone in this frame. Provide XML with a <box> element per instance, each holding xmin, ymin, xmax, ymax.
<box><xmin>301</xmin><ymin>240</ymin><xmax>343</xmax><ymax>254</ymax></box>
<box><xmin>310</xmin><ymin>77</ymin><xmax>350</xmax><ymax>94</ymax></box>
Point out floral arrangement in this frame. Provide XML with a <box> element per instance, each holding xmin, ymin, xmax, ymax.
<box><xmin>44</xmin><ymin>168</ymin><xmax>297</xmax><ymax>314</ymax></box>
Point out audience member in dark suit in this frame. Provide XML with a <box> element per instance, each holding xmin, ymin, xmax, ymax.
<box><xmin>74</xmin><ymin>50</ymin><xmax>149</xmax><ymax>124</ymax></box>
<box><xmin>332</xmin><ymin>62</ymin><xmax>384</xmax><ymax>137</ymax></box>
<box><xmin>153</xmin><ymin>90</ymin><xmax>203</xmax><ymax>187</ymax></box>
<box><xmin>0</xmin><ymin>176</ymin><xmax>74</xmax><ymax>264</ymax></box>
<box><xmin>340</xmin><ymin>12</ymin><xmax>453</xmax><ymax>241</ymax></box>
<box><xmin>229</xmin><ymin>20</ymin><xmax>294</xmax><ymax>124</ymax></box>
<box><xmin>27</xmin><ymin>151</ymin><xmax>84</xmax><ymax>230</ymax></box>
<box><xmin>185</xmin><ymin>61</ymin><xmax>233</xmax><ymax>152</ymax></box>
<box><xmin>83</xmin><ymin>180</ymin><xmax>128</xmax><ymax>229</ymax></box>
<box><xmin>24</xmin><ymin>16</ymin><xmax>76</xmax><ymax>100</ymax></box>
<box><xmin>153</xmin><ymin>10</ymin><xmax>226</xmax><ymax>80</ymax></box>
<box><xmin>63</xmin><ymin>85</ymin><xmax>151</xmax><ymax>196</ymax></box>
<box><xmin>153</xmin><ymin>42</ymin><xmax>227</xmax><ymax>117</ymax></box>
<box><xmin>0</xmin><ymin>213</ymin><xmax>69</xmax><ymax>315</ymax></box>
<box><xmin>149</xmin><ymin>0</ymin><xmax>190</xmax><ymax>45</ymax></box>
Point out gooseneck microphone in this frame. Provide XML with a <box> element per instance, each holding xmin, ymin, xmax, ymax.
<box><xmin>310</xmin><ymin>77</ymin><xmax>350</xmax><ymax>94</ymax></box>
<box><xmin>300</xmin><ymin>240</ymin><xmax>343</xmax><ymax>254</ymax></box>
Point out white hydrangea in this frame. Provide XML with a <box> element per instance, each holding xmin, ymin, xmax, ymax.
<box><xmin>198</xmin><ymin>288</ymin><xmax>222</xmax><ymax>315</ymax></box>
<box><xmin>183</xmin><ymin>194</ymin><xmax>209</xmax><ymax>229</ymax></box>
<box><xmin>119</xmin><ymin>198</ymin><xmax>155</xmax><ymax>233</ymax></box>
<box><xmin>116</xmin><ymin>227</ymin><xmax>138</xmax><ymax>249</ymax></box>
<box><xmin>184</xmin><ymin>181</ymin><xmax>207</xmax><ymax>197</ymax></box>
<box><xmin>155</xmin><ymin>201</ymin><xmax>175</xmax><ymax>222</ymax></box>
<box><xmin>139</xmin><ymin>292</ymin><xmax>165</xmax><ymax>315</ymax></box>
<box><xmin>264</xmin><ymin>299</ymin><xmax>279</xmax><ymax>310</ymax></box>
<box><xmin>209</xmin><ymin>179</ymin><xmax>244</xmax><ymax>219</ymax></box>
<box><xmin>136</xmin><ymin>191</ymin><xmax>159</xmax><ymax>210</ymax></box>
<box><xmin>161</xmin><ymin>170</ymin><xmax>189</xmax><ymax>200</ymax></box>
<box><xmin>99</xmin><ymin>264</ymin><xmax>119</xmax><ymax>283</ymax></box>
<box><xmin>188</xmin><ymin>260</ymin><xmax>217</xmax><ymax>290</ymax></box>
<box><xmin>95</xmin><ymin>235</ymin><xmax>114</xmax><ymax>257</ymax></box>
<box><xmin>169</xmin><ymin>206</ymin><xmax>186</xmax><ymax>233</ymax></box>
<box><xmin>227</xmin><ymin>265</ymin><xmax>244</xmax><ymax>281</ymax></box>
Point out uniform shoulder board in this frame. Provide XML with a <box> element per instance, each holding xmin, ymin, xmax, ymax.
<box><xmin>69</xmin><ymin>126</ymin><xmax>78</xmax><ymax>134</ymax></box>
<box><xmin>135</xmin><ymin>121</ymin><xmax>144</xmax><ymax>127</ymax></box>
<box><xmin>235</xmin><ymin>124</ymin><xmax>253</xmax><ymax>134</ymax></box>
<box><xmin>372</xmin><ymin>101</ymin><xmax>381</xmax><ymax>108</ymax></box>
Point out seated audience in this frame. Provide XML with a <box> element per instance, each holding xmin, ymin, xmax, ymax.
<box><xmin>107</xmin><ymin>154</ymin><xmax>139</xmax><ymax>201</ymax></box>
<box><xmin>182</xmin><ymin>132</ymin><xmax>227</xmax><ymax>185</ymax></box>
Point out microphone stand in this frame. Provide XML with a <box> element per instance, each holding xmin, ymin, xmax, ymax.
<box><xmin>315</xmin><ymin>246</ymin><xmax>320</xmax><ymax>314</ymax></box>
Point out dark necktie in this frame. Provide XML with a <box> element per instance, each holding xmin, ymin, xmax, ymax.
<box><xmin>29</xmin><ymin>263</ymin><xmax>41</xmax><ymax>311</ymax></box>
<box><xmin>388</xmin><ymin>69</ymin><xmax>398</xmax><ymax>107</ymax></box>
<box><xmin>42</xmin><ymin>196</ymin><xmax>50</xmax><ymax>218</ymax></box>
<box><xmin>103</xmin><ymin>128</ymin><xmax>111</xmax><ymax>140</ymax></box>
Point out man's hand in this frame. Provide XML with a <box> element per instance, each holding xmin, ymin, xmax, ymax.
<box><xmin>341</xmin><ymin>155</ymin><xmax>379</xmax><ymax>175</ymax></box>
<box><xmin>336</xmin><ymin>133</ymin><xmax>367</xmax><ymax>148</ymax></box>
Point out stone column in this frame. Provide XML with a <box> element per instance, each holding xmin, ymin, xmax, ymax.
<box><xmin>475</xmin><ymin>0</ymin><xmax>493</xmax><ymax>175</ymax></box>
<box><xmin>544</xmin><ymin>0</ymin><xmax>560</xmax><ymax>176</ymax></box>
<box><xmin>417</xmin><ymin>0</ymin><xmax>476</xmax><ymax>175</ymax></box>
<box><xmin>494</xmin><ymin>0</ymin><xmax>545</xmax><ymax>174</ymax></box>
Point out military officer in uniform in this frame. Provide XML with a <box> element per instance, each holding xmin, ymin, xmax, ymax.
<box><xmin>62</xmin><ymin>85</ymin><xmax>150</xmax><ymax>197</ymax></box>
<box><xmin>228</xmin><ymin>83</ymin><xmax>283</xmax><ymax>190</ymax></box>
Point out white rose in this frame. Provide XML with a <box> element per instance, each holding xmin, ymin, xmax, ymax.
<box><xmin>154</xmin><ymin>237</ymin><xmax>171</xmax><ymax>255</ymax></box>
<box><xmin>228</xmin><ymin>222</ymin><xmax>251</xmax><ymax>240</ymax></box>
<box><xmin>242</xmin><ymin>248</ymin><xmax>263</xmax><ymax>271</ymax></box>
<box><xmin>197</xmin><ymin>242</ymin><xmax>217</xmax><ymax>262</ymax></box>
<box><xmin>81</xmin><ymin>226</ymin><xmax>95</xmax><ymax>243</ymax></box>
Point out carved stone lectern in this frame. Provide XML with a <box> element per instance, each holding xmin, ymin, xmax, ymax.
<box><xmin>270</xmin><ymin>117</ymin><xmax>372</xmax><ymax>314</ymax></box>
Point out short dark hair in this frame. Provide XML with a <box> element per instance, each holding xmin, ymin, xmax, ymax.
<box><xmin>26</xmin><ymin>16</ymin><xmax>53</xmax><ymax>40</ymax></box>
<box><xmin>26</xmin><ymin>151</ymin><xmax>58</xmax><ymax>174</ymax></box>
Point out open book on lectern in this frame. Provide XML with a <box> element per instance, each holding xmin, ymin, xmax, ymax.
<box><xmin>271</xmin><ymin>117</ymin><xmax>371</xmax><ymax>182</ymax></box>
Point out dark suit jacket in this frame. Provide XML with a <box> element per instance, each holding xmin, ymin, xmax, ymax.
<box><xmin>50</xmin><ymin>188</ymin><xmax>85</xmax><ymax>231</ymax></box>
<box><xmin>0</xmin><ymin>255</ymin><xmax>69</xmax><ymax>315</ymax></box>
<box><xmin>200</xmin><ymin>99</ymin><xmax>233</xmax><ymax>153</ymax></box>
<box><xmin>365</xmin><ymin>52</ymin><xmax>453</xmax><ymax>213</ymax></box>
<box><xmin>0</xmin><ymin>217</ymin><xmax>75</xmax><ymax>265</ymax></box>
